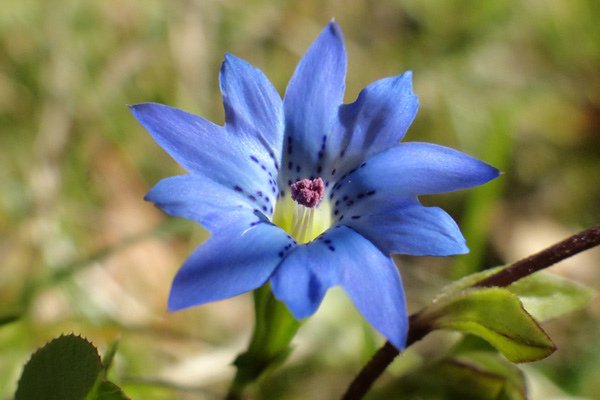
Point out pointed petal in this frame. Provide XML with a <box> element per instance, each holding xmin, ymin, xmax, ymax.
<box><xmin>145</xmin><ymin>174</ymin><xmax>276</xmax><ymax>231</ymax></box>
<box><xmin>220</xmin><ymin>54</ymin><xmax>284</xmax><ymax>167</ymax></box>
<box><xmin>340</xmin><ymin>239</ymin><xmax>408</xmax><ymax>350</ymax></box>
<box><xmin>344</xmin><ymin>203</ymin><xmax>468</xmax><ymax>256</ymax></box>
<box><xmin>330</xmin><ymin>142</ymin><xmax>499</xmax><ymax>216</ymax></box>
<box><xmin>131</xmin><ymin>103</ymin><xmax>280</xmax><ymax>213</ymax></box>
<box><xmin>168</xmin><ymin>213</ymin><xmax>296</xmax><ymax>311</ymax></box>
<box><xmin>282</xmin><ymin>21</ymin><xmax>347</xmax><ymax>181</ymax></box>
<box><xmin>271</xmin><ymin>225</ymin><xmax>407</xmax><ymax>348</ymax></box>
<box><xmin>328</xmin><ymin>72</ymin><xmax>418</xmax><ymax>175</ymax></box>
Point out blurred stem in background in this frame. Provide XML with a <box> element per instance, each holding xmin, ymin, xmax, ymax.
<box><xmin>452</xmin><ymin>107</ymin><xmax>514</xmax><ymax>278</ymax></box>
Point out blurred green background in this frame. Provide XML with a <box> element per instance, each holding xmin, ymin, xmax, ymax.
<box><xmin>1</xmin><ymin>0</ymin><xmax>599</xmax><ymax>399</ymax></box>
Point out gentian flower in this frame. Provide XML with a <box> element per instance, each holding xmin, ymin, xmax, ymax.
<box><xmin>130</xmin><ymin>21</ymin><xmax>499</xmax><ymax>349</ymax></box>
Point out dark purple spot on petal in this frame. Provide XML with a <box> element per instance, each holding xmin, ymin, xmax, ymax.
<box><xmin>234</xmin><ymin>185</ymin><xmax>243</xmax><ymax>192</ymax></box>
<box><xmin>351</xmin><ymin>215</ymin><xmax>361</xmax><ymax>220</ymax></box>
<box><xmin>328</xmin><ymin>245</ymin><xmax>335</xmax><ymax>252</ymax></box>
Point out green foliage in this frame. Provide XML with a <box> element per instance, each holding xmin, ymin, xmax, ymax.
<box><xmin>15</xmin><ymin>334</ymin><xmax>127</xmax><ymax>400</ymax></box>
<box><xmin>1</xmin><ymin>0</ymin><xmax>599</xmax><ymax>398</ymax></box>
<box><xmin>418</xmin><ymin>287</ymin><xmax>556</xmax><ymax>362</ymax></box>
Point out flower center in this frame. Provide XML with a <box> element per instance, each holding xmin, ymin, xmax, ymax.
<box><xmin>290</xmin><ymin>177</ymin><xmax>325</xmax><ymax>208</ymax></box>
<box><xmin>272</xmin><ymin>177</ymin><xmax>331</xmax><ymax>244</ymax></box>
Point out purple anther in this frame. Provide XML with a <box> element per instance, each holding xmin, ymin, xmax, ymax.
<box><xmin>290</xmin><ymin>177</ymin><xmax>325</xmax><ymax>208</ymax></box>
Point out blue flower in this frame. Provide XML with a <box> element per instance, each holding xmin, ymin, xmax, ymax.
<box><xmin>130</xmin><ymin>21</ymin><xmax>499</xmax><ymax>349</ymax></box>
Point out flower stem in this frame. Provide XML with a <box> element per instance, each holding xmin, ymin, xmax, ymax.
<box><xmin>341</xmin><ymin>224</ymin><xmax>600</xmax><ymax>400</ymax></box>
<box><xmin>226</xmin><ymin>285</ymin><xmax>300</xmax><ymax>399</ymax></box>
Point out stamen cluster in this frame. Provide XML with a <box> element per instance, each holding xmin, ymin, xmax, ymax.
<box><xmin>290</xmin><ymin>177</ymin><xmax>325</xmax><ymax>208</ymax></box>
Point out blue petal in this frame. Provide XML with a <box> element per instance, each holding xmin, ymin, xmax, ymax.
<box><xmin>339</xmin><ymin>235</ymin><xmax>409</xmax><ymax>350</ymax></box>
<box><xmin>271</xmin><ymin>225</ymin><xmax>408</xmax><ymax>348</ymax></box>
<box><xmin>220</xmin><ymin>54</ymin><xmax>284</xmax><ymax>168</ymax></box>
<box><xmin>282</xmin><ymin>21</ymin><xmax>346</xmax><ymax>182</ymax></box>
<box><xmin>168</xmin><ymin>213</ymin><xmax>295</xmax><ymax>311</ymax></box>
<box><xmin>330</xmin><ymin>142</ymin><xmax>499</xmax><ymax>216</ymax></box>
<box><xmin>327</xmin><ymin>72</ymin><xmax>418</xmax><ymax>176</ymax></box>
<box><xmin>131</xmin><ymin>103</ymin><xmax>280</xmax><ymax>214</ymax></box>
<box><xmin>145</xmin><ymin>174</ymin><xmax>274</xmax><ymax>232</ymax></box>
<box><xmin>343</xmin><ymin>202</ymin><xmax>468</xmax><ymax>256</ymax></box>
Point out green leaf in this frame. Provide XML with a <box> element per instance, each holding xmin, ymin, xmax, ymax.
<box><xmin>509</xmin><ymin>272</ymin><xmax>595</xmax><ymax>322</ymax></box>
<box><xmin>15</xmin><ymin>334</ymin><xmax>128</xmax><ymax>400</ymax></box>
<box><xmin>372</xmin><ymin>348</ymin><xmax>526</xmax><ymax>400</ymax></box>
<box><xmin>228</xmin><ymin>285</ymin><xmax>301</xmax><ymax>397</ymax></box>
<box><xmin>458</xmin><ymin>353</ymin><xmax>525</xmax><ymax>400</ymax></box>
<box><xmin>418</xmin><ymin>287</ymin><xmax>556</xmax><ymax>362</ymax></box>
<box><xmin>439</xmin><ymin>266</ymin><xmax>595</xmax><ymax>322</ymax></box>
<box><xmin>96</xmin><ymin>381</ymin><xmax>129</xmax><ymax>400</ymax></box>
<box><xmin>449</xmin><ymin>337</ymin><xmax>527</xmax><ymax>400</ymax></box>
<box><xmin>16</xmin><ymin>334</ymin><xmax>103</xmax><ymax>400</ymax></box>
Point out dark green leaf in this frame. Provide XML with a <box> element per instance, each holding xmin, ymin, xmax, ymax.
<box><xmin>418</xmin><ymin>287</ymin><xmax>556</xmax><ymax>362</ymax></box>
<box><xmin>95</xmin><ymin>381</ymin><xmax>129</xmax><ymax>400</ymax></box>
<box><xmin>15</xmin><ymin>334</ymin><xmax>102</xmax><ymax>400</ymax></box>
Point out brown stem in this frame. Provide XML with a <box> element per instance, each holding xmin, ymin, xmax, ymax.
<box><xmin>341</xmin><ymin>225</ymin><xmax>600</xmax><ymax>400</ymax></box>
